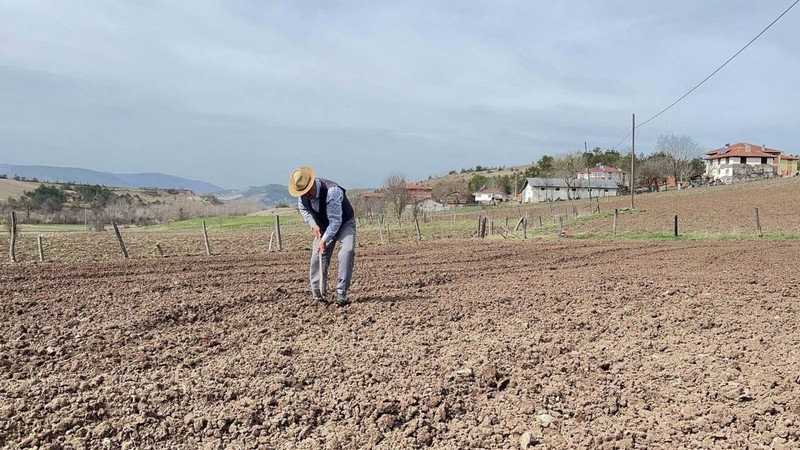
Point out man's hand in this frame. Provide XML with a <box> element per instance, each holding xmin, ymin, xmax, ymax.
<box><xmin>312</xmin><ymin>225</ymin><xmax>321</xmax><ymax>238</ymax></box>
<box><xmin>317</xmin><ymin>239</ymin><xmax>327</xmax><ymax>256</ymax></box>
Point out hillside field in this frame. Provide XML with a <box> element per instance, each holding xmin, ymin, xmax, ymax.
<box><xmin>0</xmin><ymin>178</ymin><xmax>41</xmax><ymax>201</ymax></box>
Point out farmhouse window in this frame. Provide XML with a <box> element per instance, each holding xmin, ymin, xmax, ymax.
<box><xmin>604</xmin><ymin>189</ymin><xmax>608</xmax><ymax>192</ymax></box>
<box><xmin>740</xmin><ymin>157</ymin><xmax>746</xmax><ymax>164</ymax></box>
<box><xmin>540</xmin><ymin>187</ymin><xmax>545</xmax><ymax>191</ymax></box>
<box><xmin>555</xmin><ymin>188</ymin><xmax>560</xmax><ymax>191</ymax></box>
<box><xmin>761</xmin><ymin>157</ymin><xmax>768</xmax><ymax>164</ymax></box>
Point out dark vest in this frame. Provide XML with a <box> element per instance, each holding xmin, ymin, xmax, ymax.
<box><xmin>300</xmin><ymin>178</ymin><xmax>354</xmax><ymax>235</ymax></box>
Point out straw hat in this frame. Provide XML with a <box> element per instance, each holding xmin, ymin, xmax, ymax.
<box><xmin>288</xmin><ymin>166</ymin><xmax>316</xmax><ymax>197</ymax></box>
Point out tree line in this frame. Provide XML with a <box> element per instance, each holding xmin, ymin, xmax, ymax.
<box><xmin>1</xmin><ymin>183</ymin><xmax>261</xmax><ymax>230</ymax></box>
<box><xmin>351</xmin><ymin>133</ymin><xmax>707</xmax><ymax>220</ymax></box>
<box><xmin>443</xmin><ymin>134</ymin><xmax>707</xmax><ymax>199</ymax></box>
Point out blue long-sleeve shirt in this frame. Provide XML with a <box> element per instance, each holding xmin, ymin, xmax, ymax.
<box><xmin>298</xmin><ymin>179</ymin><xmax>344</xmax><ymax>245</ymax></box>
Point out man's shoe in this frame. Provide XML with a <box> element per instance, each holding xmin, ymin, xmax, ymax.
<box><xmin>335</xmin><ymin>292</ymin><xmax>350</xmax><ymax>307</ymax></box>
<box><xmin>312</xmin><ymin>289</ymin><xmax>326</xmax><ymax>303</ymax></box>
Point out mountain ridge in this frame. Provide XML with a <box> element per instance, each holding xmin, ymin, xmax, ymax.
<box><xmin>0</xmin><ymin>164</ymin><xmax>224</xmax><ymax>194</ymax></box>
<box><xmin>214</xmin><ymin>184</ymin><xmax>295</xmax><ymax>207</ymax></box>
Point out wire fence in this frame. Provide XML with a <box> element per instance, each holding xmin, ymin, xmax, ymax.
<box><xmin>4</xmin><ymin>177</ymin><xmax>800</xmax><ymax>263</ymax></box>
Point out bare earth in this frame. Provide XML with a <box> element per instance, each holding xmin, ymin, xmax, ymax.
<box><xmin>2</xmin><ymin>239</ymin><xmax>799</xmax><ymax>449</ymax></box>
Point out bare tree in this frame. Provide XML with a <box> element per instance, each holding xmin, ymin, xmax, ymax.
<box><xmin>552</xmin><ymin>152</ymin><xmax>588</xmax><ymax>200</ymax></box>
<box><xmin>432</xmin><ymin>178</ymin><xmax>470</xmax><ymax>205</ymax></box>
<box><xmin>383</xmin><ymin>173</ymin><xmax>411</xmax><ymax>225</ymax></box>
<box><xmin>351</xmin><ymin>192</ymin><xmax>386</xmax><ymax>226</ymax></box>
<box><xmin>637</xmin><ymin>156</ymin><xmax>670</xmax><ymax>192</ymax></box>
<box><xmin>364</xmin><ymin>195</ymin><xmax>387</xmax><ymax>224</ymax></box>
<box><xmin>655</xmin><ymin>134</ymin><xmax>702</xmax><ymax>189</ymax></box>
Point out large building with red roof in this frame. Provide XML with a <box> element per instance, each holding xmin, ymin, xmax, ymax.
<box><xmin>705</xmin><ymin>143</ymin><xmax>798</xmax><ymax>183</ymax></box>
<box><xmin>577</xmin><ymin>164</ymin><xmax>627</xmax><ymax>186</ymax></box>
<box><xmin>405</xmin><ymin>182</ymin><xmax>434</xmax><ymax>201</ymax></box>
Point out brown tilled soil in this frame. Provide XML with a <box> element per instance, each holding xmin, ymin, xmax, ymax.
<box><xmin>2</xmin><ymin>239</ymin><xmax>800</xmax><ymax>449</ymax></box>
<box><xmin>566</xmin><ymin>177</ymin><xmax>800</xmax><ymax>236</ymax></box>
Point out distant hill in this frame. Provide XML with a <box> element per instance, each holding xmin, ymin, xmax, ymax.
<box><xmin>0</xmin><ymin>164</ymin><xmax>224</xmax><ymax>194</ymax></box>
<box><xmin>420</xmin><ymin>163</ymin><xmax>536</xmax><ymax>186</ymax></box>
<box><xmin>214</xmin><ymin>184</ymin><xmax>295</xmax><ymax>207</ymax></box>
<box><xmin>0</xmin><ymin>178</ymin><xmax>41</xmax><ymax>200</ymax></box>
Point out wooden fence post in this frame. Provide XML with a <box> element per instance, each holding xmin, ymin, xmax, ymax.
<box><xmin>613</xmin><ymin>209</ymin><xmax>618</xmax><ymax>236</ymax></box>
<box><xmin>415</xmin><ymin>217</ymin><xmax>422</xmax><ymax>241</ymax></box>
<box><xmin>379</xmin><ymin>218</ymin><xmax>385</xmax><ymax>244</ymax></box>
<box><xmin>38</xmin><ymin>234</ymin><xmax>44</xmax><ymax>262</ymax></box>
<box><xmin>202</xmin><ymin>221</ymin><xmax>211</xmax><ymax>256</ymax></box>
<box><xmin>9</xmin><ymin>211</ymin><xmax>17</xmax><ymax>263</ymax></box>
<box><xmin>674</xmin><ymin>215</ymin><xmax>679</xmax><ymax>237</ymax></box>
<box><xmin>539</xmin><ymin>215</ymin><xmax>543</xmax><ymax>227</ymax></box>
<box><xmin>557</xmin><ymin>216</ymin><xmax>564</xmax><ymax>238</ymax></box>
<box><xmin>112</xmin><ymin>221</ymin><xmax>129</xmax><ymax>259</ymax></box>
<box><xmin>155</xmin><ymin>242</ymin><xmax>164</xmax><ymax>256</ymax></box>
<box><xmin>523</xmin><ymin>217</ymin><xmax>527</xmax><ymax>239</ymax></box>
<box><xmin>275</xmin><ymin>215</ymin><xmax>283</xmax><ymax>251</ymax></box>
<box><xmin>514</xmin><ymin>216</ymin><xmax>524</xmax><ymax>231</ymax></box>
<box><xmin>755</xmin><ymin>208</ymin><xmax>763</xmax><ymax>237</ymax></box>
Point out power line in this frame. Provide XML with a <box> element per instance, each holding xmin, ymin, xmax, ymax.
<box><xmin>611</xmin><ymin>131</ymin><xmax>632</xmax><ymax>152</ymax></box>
<box><xmin>610</xmin><ymin>0</ymin><xmax>799</xmax><ymax>150</ymax></box>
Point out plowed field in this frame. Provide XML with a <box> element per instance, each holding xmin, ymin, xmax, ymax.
<box><xmin>2</xmin><ymin>240</ymin><xmax>800</xmax><ymax>449</ymax></box>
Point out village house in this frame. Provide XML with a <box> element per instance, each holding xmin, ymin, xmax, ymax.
<box><xmin>405</xmin><ymin>182</ymin><xmax>434</xmax><ymax>201</ymax></box>
<box><xmin>414</xmin><ymin>197</ymin><xmax>447</xmax><ymax>213</ymax></box>
<box><xmin>521</xmin><ymin>178</ymin><xmax>618</xmax><ymax>203</ymax></box>
<box><xmin>762</xmin><ymin>147</ymin><xmax>799</xmax><ymax>177</ymax></box>
<box><xmin>472</xmin><ymin>188</ymin><xmax>506</xmax><ymax>204</ymax></box>
<box><xmin>577</xmin><ymin>164</ymin><xmax>627</xmax><ymax>186</ymax></box>
<box><xmin>704</xmin><ymin>143</ymin><xmax>797</xmax><ymax>183</ymax></box>
<box><xmin>359</xmin><ymin>182</ymin><xmax>445</xmax><ymax>212</ymax></box>
<box><xmin>359</xmin><ymin>182</ymin><xmax>434</xmax><ymax>202</ymax></box>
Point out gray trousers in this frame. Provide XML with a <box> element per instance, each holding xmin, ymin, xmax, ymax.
<box><xmin>310</xmin><ymin>219</ymin><xmax>356</xmax><ymax>296</ymax></box>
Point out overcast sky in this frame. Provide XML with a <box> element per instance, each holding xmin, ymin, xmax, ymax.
<box><xmin>1</xmin><ymin>1</ymin><xmax>798</xmax><ymax>189</ymax></box>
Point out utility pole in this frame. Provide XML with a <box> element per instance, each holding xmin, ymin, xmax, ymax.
<box><xmin>630</xmin><ymin>114</ymin><xmax>635</xmax><ymax>209</ymax></box>
<box><xmin>585</xmin><ymin>141</ymin><xmax>592</xmax><ymax>200</ymax></box>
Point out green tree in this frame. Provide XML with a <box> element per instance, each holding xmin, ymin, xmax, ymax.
<box><xmin>468</xmin><ymin>174</ymin><xmax>490</xmax><ymax>193</ymax></box>
<box><xmin>23</xmin><ymin>185</ymin><xmax>67</xmax><ymax>214</ymax></box>
<box><xmin>537</xmin><ymin>155</ymin><xmax>555</xmax><ymax>175</ymax></box>
<box><xmin>523</xmin><ymin>165</ymin><xmax>540</xmax><ymax>178</ymax></box>
<box><xmin>687</xmin><ymin>158</ymin><xmax>706</xmax><ymax>180</ymax></box>
<box><xmin>75</xmin><ymin>185</ymin><xmax>116</xmax><ymax>209</ymax></box>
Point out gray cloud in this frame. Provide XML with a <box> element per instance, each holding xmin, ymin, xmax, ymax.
<box><xmin>1</xmin><ymin>0</ymin><xmax>798</xmax><ymax>188</ymax></box>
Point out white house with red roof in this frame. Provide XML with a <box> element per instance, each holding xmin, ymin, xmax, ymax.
<box><xmin>704</xmin><ymin>143</ymin><xmax>793</xmax><ymax>183</ymax></box>
<box><xmin>577</xmin><ymin>164</ymin><xmax>627</xmax><ymax>186</ymax></box>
